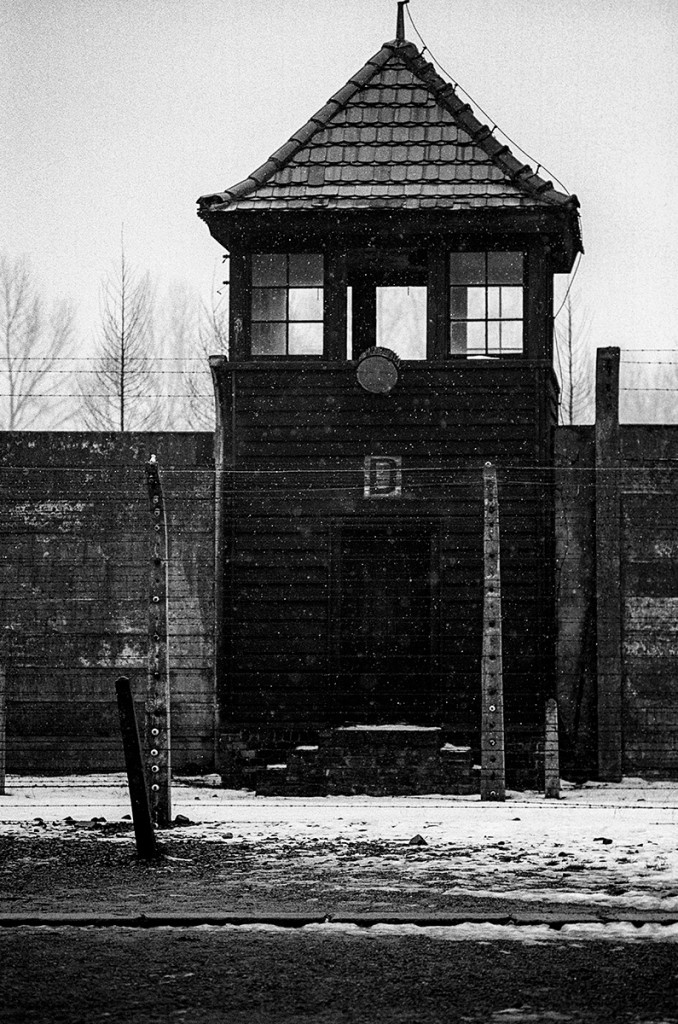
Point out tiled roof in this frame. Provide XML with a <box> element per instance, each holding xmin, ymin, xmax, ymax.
<box><xmin>198</xmin><ymin>39</ymin><xmax>578</xmax><ymax>214</ymax></box>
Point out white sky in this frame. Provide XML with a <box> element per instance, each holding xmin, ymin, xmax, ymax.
<box><xmin>2</xmin><ymin>0</ymin><xmax>677</xmax><ymax>414</ymax></box>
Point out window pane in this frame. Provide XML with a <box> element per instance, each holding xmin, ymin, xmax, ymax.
<box><xmin>252</xmin><ymin>287</ymin><xmax>286</xmax><ymax>321</ymax></box>
<box><xmin>487</xmin><ymin>321</ymin><xmax>501</xmax><ymax>353</ymax></box>
<box><xmin>488</xmin><ymin>252</ymin><xmax>523</xmax><ymax>285</ymax></box>
<box><xmin>450</xmin><ymin>321</ymin><xmax>467</xmax><ymax>355</ymax></box>
<box><xmin>501</xmin><ymin>321</ymin><xmax>523</xmax><ymax>352</ymax></box>
<box><xmin>467</xmin><ymin>321</ymin><xmax>486</xmax><ymax>354</ymax></box>
<box><xmin>467</xmin><ymin>287</ymin><xmax>486</xmax><ymax>319</ymax></box>
<box><xmin>289</xmin><ymin>253</ymin><xmax>323</xmax><ymax>287</ymax></box>
<box><xmin>449</xmin><ymin>252</ymin><xmax>485</xmax><ymax>285</ymax></box>
<box><xmin>252</xmin><ymin>322</ymin><xmax>286</xmax><ymax>355</ymax></box>
<box><xmin>376</xmin><ymin>286</ymin><xmax>427</xmax><ymax>359</ymax></box>
<box><xmin>289</xmin><ymin>322</ymin><xmax>323</xmax><ymax>355</ymax></box>
<box><xmin>289</xmin><ymin>287</ymin><xmax>323</xmax><ymax>321</ymax></box>
<box><xmin>252</xmin><ymin>253</ymin><xmax>287</xmax><ymax>286</ymax></box>
<box><xmin>449</xmin><ymin>287</ymin><xmax>468</xmax><ymax>320</ymax></box>
<box><xmin>487</xmin><ymin>287</ymin><xmax>500</xmax><ymax>319</ymax></box>
<box><xmin>500</xmin><ymin>287</ymin><xmax>523</xmax><ymax>319</ymax></box>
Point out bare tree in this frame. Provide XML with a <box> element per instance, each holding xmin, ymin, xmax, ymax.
<box><xmin>81</xmin><ymin>239</ymin><xmax>157</xmax><ymax>431</ymax></box>
<box><xmin>160</xmin><ymin>281</ymin><xmax>228</xmax><ymax>430</ymax></box>
<box><xmin>187</xmin><ymin>289</ymin><xmax>228</xmax><ymax>430</ymax></box>
<box><xmin>555</xmin><ymin>293</ymin><xmax>594</xmax><ymax>424</ymax></box>
<box><xmin>0</xmin><ymin>251</ymin><xmax>75</xmax><ymax>430</ymax></box>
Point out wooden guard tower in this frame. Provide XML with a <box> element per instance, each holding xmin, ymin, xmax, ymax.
<box><xmin>198</xmin><ymin>14</ymin><xmax>582</xmax><ymax>785</ymax></box>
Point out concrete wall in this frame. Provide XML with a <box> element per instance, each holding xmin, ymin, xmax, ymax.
<box><xmin>554</xmin><ymin>426</ymin><xmax>597</xmax><ymax>779</ymax></box>
<box><xmin>0</xmin><ymin>433</ymin><xmax>215</xmax><ymax>774</ymax></box>
<box><xmin>620</xmin><ymin>428</ymin><xmax>678</xmax><ymax>776</ymax></box>
<box><xmin>556</xmin><ymin>415</ymin><xmax>678</xmax><ymax>779</ymax></box>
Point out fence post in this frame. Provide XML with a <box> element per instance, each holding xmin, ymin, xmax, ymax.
<box><xmin>114</xmin><ymin>675</ymin><xmax>158</xmax><ymax>860</ymax></box>
<box><xmin>595</xmin><ymin>348</ymin><xmax>622</xmax><ymax>781</ymax></box>
<box><xmin>145</xmin><ymin>457</ymin><xmax>172</xmax><ymax>827</ymax></box>
<box><xmin>0</xmin><ymin>665</ymin><xmax>6</xmax><ymax>796</ymax></box>
<box><xmin>544</xmin><ymin>698</ymin><xmax>560</xmax><ymax>798</ymax></box>
<box><xmin>481</xmin><ymin>463</ymin><xmax>506</xmax><ymax>801</ymax></box>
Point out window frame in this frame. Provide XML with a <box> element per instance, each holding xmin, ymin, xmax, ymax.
<box><xmin>447</xmin><ymin>250</ymin><xmax>525</xmax><ymax>360</ymax></box>
<box><xmin>250</xmin><ymin>252</ymin><xmax>325</xmax><ymax>358</ymax></box>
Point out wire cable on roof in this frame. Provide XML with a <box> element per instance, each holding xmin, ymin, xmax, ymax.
<box><xmin>405</xmin><ymin>6</ymin><xmax>570</xmax><ymax>194</ymax></box>
<box><xmin>553</xmin><ymin>252</ymin><xmax>583</xmax><ymax>321</ymax></box>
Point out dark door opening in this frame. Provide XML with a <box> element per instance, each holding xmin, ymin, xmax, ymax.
<box><xmin>338</xmin><ymin>521</ymin><xmax>437</xmax><ymax>724</ymax></box>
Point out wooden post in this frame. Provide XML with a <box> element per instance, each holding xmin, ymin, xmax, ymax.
<box><xmin>595</xmin><ymin>348</ymin><xmax>622</xmax><ymax>781</ymax></box>
<box><xmin>145</xmin><ymin>457</ymin><xmax>172</xmax><ymax>827</ymax></box>
<box><xmin>0</xmin><ymin>665</ymin><xmax>6</xmax><ymax>796</ymax></box>
<box><xmin>114</xmin><ymin>676</ymin><xmax>158</xmax><ymax>860</ymax></box>
<box><xmin>481</xmin><ymin>463</ymin><xmax>506</xmax><ymax>801</ymax></box>
<box><xmin>544</xmin><ymin>698</ymin><xmax>560</xmax><ymax>799</ymax></box>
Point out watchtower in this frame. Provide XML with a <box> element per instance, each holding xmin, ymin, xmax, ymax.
<box><xmin>198</xmin><ymin>13</ymin><xmax>581</xmax><ymax>784</ymax></box>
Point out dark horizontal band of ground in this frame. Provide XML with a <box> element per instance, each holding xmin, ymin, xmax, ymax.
<box><xmin>1</xmin><ymin>911</ymin><xmax>676</xmax><ymax>929</ymax></box>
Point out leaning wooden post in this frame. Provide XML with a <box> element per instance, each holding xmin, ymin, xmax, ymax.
<box><xmin>145</xmin><ymin>456</ymin><xmax>172</xmax><ymax>828</ymax></box>
<box><xmin>544</xmin><ymin>698</ymin><xmax>561</xmax><ymax>799</ymax></box>
<box><xmin>114</xmin><ymin>675</ymin><xmax>158</xmax><ymax>860</ymax></box>
<box><xmin>0</xmin><ymin>665</ymin><xmax>6</xmax><ymax>796</ymax></box>
<box><xmin>481</xmin><ymin>463</ymin><xmax>506</xmax><ymax>801</ymax></box>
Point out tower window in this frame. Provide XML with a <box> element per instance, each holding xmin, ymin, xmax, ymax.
<box><xmin>449</xmin><ymin>252</ymin><xmax>523</xmax><ymax>357</ymax></box>
<box><xmin>251</xmin><ymin>253</ymin><xmax>324</xmax><ymax>355</ymax></box>
<box><xmin>376</xmin><ymin>287</ymin><xmax>427</xmax><ymax>359</ymax></box>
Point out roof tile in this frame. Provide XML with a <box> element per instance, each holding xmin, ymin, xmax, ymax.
<box><xmin>330</xmin><ymin>83</ymin><xmax>359</xmax><ymax>106</ymax></box>
<box><xmin>377</xmin><ymin>68</ymin><xmax>398</xmax><ymax>86</ymax></box>
<box><xmin>291</xmin><ymin>121</ymin><xmax>317</xmax><ymax>146</ymax></box>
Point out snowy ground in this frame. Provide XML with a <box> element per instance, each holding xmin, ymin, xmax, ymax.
<box><xmin>2</xmin><ymin>775</ymin><xmax>677</xmax><ymax>916</ymax></box>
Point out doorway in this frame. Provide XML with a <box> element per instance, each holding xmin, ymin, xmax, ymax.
<box><xmin>337</xmin><ymin>520</ymin><xmax>438</xmax><ymax>724</ymax></box>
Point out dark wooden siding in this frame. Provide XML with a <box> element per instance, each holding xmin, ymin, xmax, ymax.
<box><xmin>216</xmin><ymin>360</ymin><xmax>557</xmax><ymax>761</ymax></box>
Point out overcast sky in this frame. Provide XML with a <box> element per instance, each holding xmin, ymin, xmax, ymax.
<box><xmin>2</xmin><ymin>0</ymin><xmax>677</xmax><ymax>418</ymax></box>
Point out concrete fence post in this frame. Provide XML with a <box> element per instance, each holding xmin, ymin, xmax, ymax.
<box><xmin>145</xmin><ymin>457</ymin><xmax>172</xmax><ymax>827</ymax></box>
<box><xmin>481</xmin><ymin>463</ymin><xmax>506</xmax><ymax>801</ymax></box>
<box><xmin>544</xmin><ymin>698</ymin><xmax>560</xmax><ymax>799</ymax></box>
<box><xmin>595</xmin><ymin>348</ymin><xmax>623</xmax><ymax>781</ymax></box>
<box><xmin>0</xmin><ymin>665</ymin><xmax>6</xmax><ymax>796</ymax></box>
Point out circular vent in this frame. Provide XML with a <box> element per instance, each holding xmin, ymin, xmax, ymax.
<box><xmin>356</xmin><ymin>347</ymin><xmax>401</xmax><ymax>394</ymax></box>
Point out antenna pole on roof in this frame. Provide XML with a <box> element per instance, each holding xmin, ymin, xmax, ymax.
<box><xmin>396</xmin><ymin>0</ymin><xmax>410</xmax><ymax>42</ymax></box>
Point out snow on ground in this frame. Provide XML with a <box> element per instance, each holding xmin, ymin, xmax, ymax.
<box><xmin>2</xmin><ymin>775</ymin><xmax>677</xmax><ymax>911</ymax></box>
<box><xmin>188</xmin><ymin>921</ymin><xmax>678</xmax><ymax>943</ymax></box>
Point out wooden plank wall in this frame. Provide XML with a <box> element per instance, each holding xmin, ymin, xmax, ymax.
<box><xmin>219</xmin><ymin>361</ymin><xmax>556</xmax><ymax>776</ymax></box>
<box><xmin>0</xmin><ymin>433</ymin><xmax>215</xmax><ymax>774</ymax></box>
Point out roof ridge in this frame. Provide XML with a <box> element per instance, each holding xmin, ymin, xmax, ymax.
<box><xmin>396</xmin><ymin>44</ymin><xmax>577</xmax><ymax>209</ymax></box>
